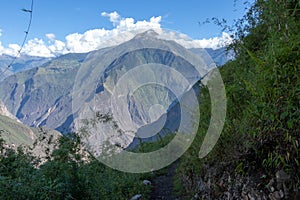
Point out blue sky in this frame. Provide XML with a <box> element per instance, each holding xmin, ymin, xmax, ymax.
<box><xmin>0</xmin><ymin>0</ymin><xmax>251</xmax><ymax>57</ymax></box>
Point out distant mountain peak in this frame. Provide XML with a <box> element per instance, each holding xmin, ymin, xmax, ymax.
<box><xmin>134</xmin><ymin>29</ymin><xmax>159</xmax><ymax>38</ymax></box>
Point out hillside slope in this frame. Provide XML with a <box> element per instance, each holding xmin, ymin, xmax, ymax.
<box><xmin>0</xmin><ymin>115</ymin><xmax>36</xmax><ymax>146</ymax></box>
<box><xmin>175</xmin><ymin>1</ymin><xmax>300</xmax><ymax>199</ymax></box>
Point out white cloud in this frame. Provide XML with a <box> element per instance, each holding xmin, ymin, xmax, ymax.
<box><xmin>48</xmin><ymin>40</ymin><xmax>66</xmax><ymax>55</ymax></box>
<box><xmin>0</xmin><ymin>43</ymin><xmax>4</xmax><ymax>54</ymax></box>
<box><xmin>0</xmin><ymin>12</ymin><xmax>232</xmax><ymax>57</ymax></box>
<box><xmin>22</xmin><ymin>38</ymin><xmax>54</xmax><ymax>57</ymax></box>
<box><xmin>46</xmin><ymin>33</ymin><xmax>56</xmax><ymax>41</ymax></box>
<box><xmin>0</xmin><ymin>29</ymin><xmax>21</xmax><ymax>57</ymax></box>
<box><xmin>162</xmin><ymin>32</ymin><xmax>233</xmax><ymax>50</ymax></box>
<box><xmin>101</xmin><ymin>11</ymin><xmax>121</xmax><ymax>26</ymax></box>
<box><xmin>2</xmin><ymin>44</ymin><xmax>21</xmax><ymax>57</ymax></box>
<box><xmin>63</xmin><ymin>13</ymin><xmax>162</xmax><ymax>54</ymax></box>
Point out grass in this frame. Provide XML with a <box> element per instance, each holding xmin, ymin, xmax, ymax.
<box><xmin>0</xmin><ymin>115</ymin><xmax>35</xmax><ymax>146</ymax></box>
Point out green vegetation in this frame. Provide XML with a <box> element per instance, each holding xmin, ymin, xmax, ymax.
<box><xmin>0</xmin><ymin>135</ymin><xmax>152</xmax><ymax>200</ymax></box>
<box><xmin>175</xmin><ymin>0</ymin><xmax>300</xmax><ymax>198</ymax></box>
<box><xmin>132</xmin><ymin>133</ymin><xmax>175</xmax><ymax>153</ymax></box>
<box><xmin>0</xmin><ymin>115</ymin><xmax>35</xmax><ymax>146</ymax></box>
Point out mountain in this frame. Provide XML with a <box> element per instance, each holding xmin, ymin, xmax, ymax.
<box><xmin>190</xmin><ymin>47</ymin><xmax>234</xmax><ymax>66</ymax></box>
<box><xmin>0</xmin><ymin>100</ymin><xmax>20</xmax><ymax>122</ymax></box>
<box><xmin>0</xmin><ymin>114</ymin><xmax>61</xmax><ymax>158</ymax></box>
<box><xmin>0</xmin><ymin>99</ymin><xmax>60</xmax><ymax>155</ymax></box>
<box><xmin>0</xmin><ymin>100</ymin><xmax>34</xmax><ymax>145</ymax></box>
<box><xmin>0</xmin><ymin>55</ymin><xmax>51</xmax><ymax>81</ymax></box>
<box><xmin>0</xmin><ymin>31</ymin><xmax>230</xmax><ymax>152</ymax></box>
<box><xmin>0</xmin><ymin>114</ymin><xmax>36</xmax><ymax>146</ymax></box>
<box><xmin>0</xmin><ymin>53</ymin><xmax>87</xmax><ymax>131</ymax></box>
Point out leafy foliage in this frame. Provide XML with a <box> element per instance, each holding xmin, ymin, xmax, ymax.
<box><xmin>176</xmin><ymin>0</ymin><xmax>300</xmax><ymax>197</ymax></box>
<box><xmin>0</xmin><ymin>135</ymin><xmax>151</xmax><ymax>200</ymax></box>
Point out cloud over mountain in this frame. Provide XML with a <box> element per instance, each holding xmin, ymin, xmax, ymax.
<box><xmin>0</xmin><ymin>12</ymin><xmax>232</xmax><ymax>58</ymax></box>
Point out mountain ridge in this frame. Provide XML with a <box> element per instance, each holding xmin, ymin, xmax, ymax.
<box><xmin>0</xmin><ymin>32</ymin><xmax>231</xmax><ymax>152</ymax></box>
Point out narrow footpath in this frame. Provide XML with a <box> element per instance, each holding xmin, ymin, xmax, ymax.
<box><xmin>150</xmin><ymin>161</ymin><xmax>179</xmax><ymax>200</ymax></box>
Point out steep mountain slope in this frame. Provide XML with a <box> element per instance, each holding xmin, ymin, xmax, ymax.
<box><xmin>0</xmin><ymin>99</ymin><xmax>60</xmax><ymax>149</ymax></box>
<box><xmin>0</xmin><ymin>114</ymin><xmax>61</xmax><ymax>159</ymax></box>
<box><xmin>59</xmin><ymin>31</ymin><xmax>212</xmax><ymax>151</ymax></box>
<box><xmin>0</xmin><ymin>100</ymin><xmax>34</xmax><ymax>145</ymax></box>
<box><xmin>0</xmin><ymin>100</ymin><xmax>20</xmax><ymax>122</ymax></box>
<box><xmin>0</xmin><ymin>114</ymin><xmax>35</xmax><ymax>146</ymax></box>
<box><xmin>190</xmin><ymin>47</ymin><xmax>234</xmax><ymax>66</ymax></box>
<box><xmin>0</xmin><ymin>53</ymin><xmax>87</xmax><ymax>132</ymax></box>
<box><xmin>0</xmin><ymin>31</ymin><xmax>229</xmax><ymax>151</ymax></box>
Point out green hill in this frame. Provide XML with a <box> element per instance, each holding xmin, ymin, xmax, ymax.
<box><xmin>0</xmin><ymin>114</ymin><xmax>35</xmax><ymax>146</ymax></box>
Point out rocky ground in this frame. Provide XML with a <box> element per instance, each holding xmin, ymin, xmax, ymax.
<box><xmin>191</xmin><ymin>163</ymin><xmax>300</xmax><ymax>200</ymax></box>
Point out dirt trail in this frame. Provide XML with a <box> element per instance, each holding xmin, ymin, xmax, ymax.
<box><xmin>150</xmin><ymin>161</ymin><xmax>179</xmax><ymax>200</ymax></box>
